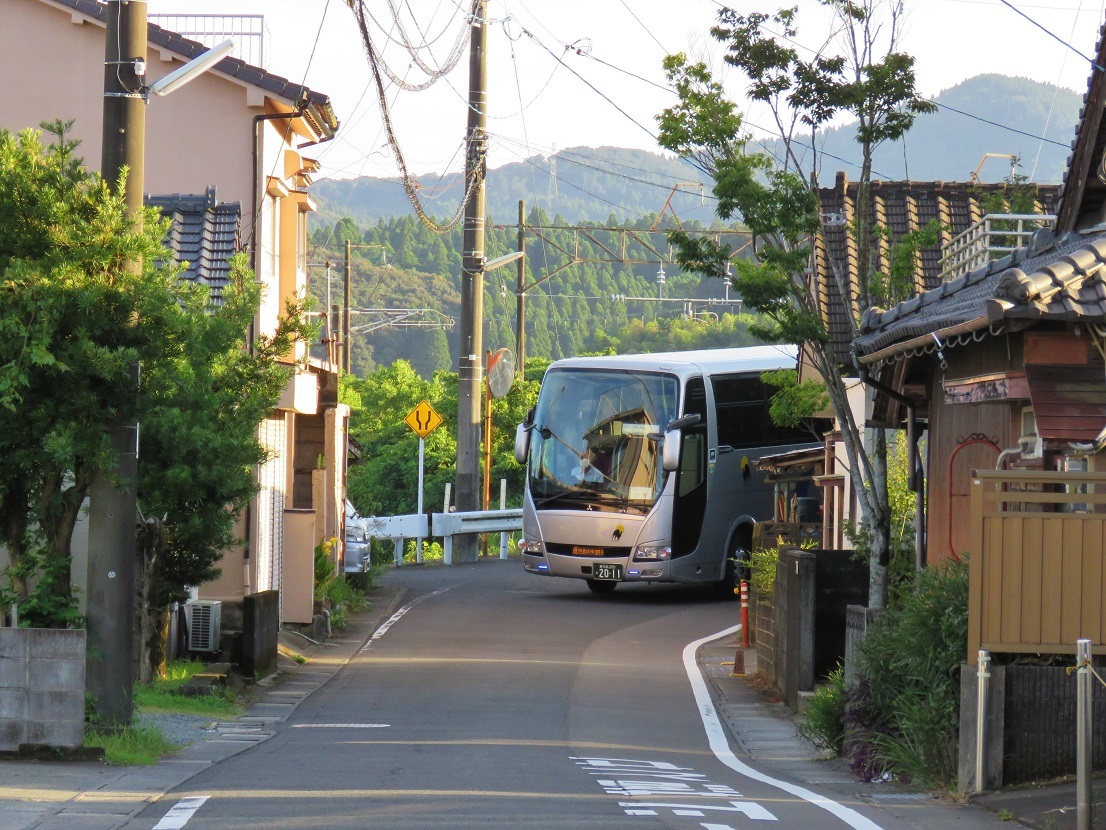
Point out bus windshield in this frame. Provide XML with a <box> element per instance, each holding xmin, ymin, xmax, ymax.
<box><xmin>528</xmin><ymin>368</ymin><xmax>679</xmax><ymax>512</ymax></box>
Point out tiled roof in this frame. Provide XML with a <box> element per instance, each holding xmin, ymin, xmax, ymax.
<box><xmin>47</xmin><ymin>0</ymin><xmax>338</xmax><ymax>138</ymax></box>
<box><xmin>854</xmin><ymin>228</ymin><xmax>1106</xmax><ymax>358</ymax></box>
<box><xmin>815</xmin><ymin>173</ymin><xmax>1059</xmax><ymax>367</ymax></box>
<box><xmin>853</xmin><ymin>11</ymin><xmax>1106</xmax><ymax>363</ymax></box>
<box><xmin>147</xmin><ymin>187</ymin><xmax>242</xmax><ymax>305</ymax></box>
<box><xmin>1055</xmin><ymin>18</ymin><xmax>1106</xmax><ymax>232</ymax></box>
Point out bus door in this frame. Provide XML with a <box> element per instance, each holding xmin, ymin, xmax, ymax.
<box><xmin>671</xmin><ymin>376</ymin><xmax>708</xmax><ymax>557</ymax></box>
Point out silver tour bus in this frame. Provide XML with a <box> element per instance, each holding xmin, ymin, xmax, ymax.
<box><xmin>513</xmin><ymin>346</ymin><xmax>819</xmax><ymax>594</ymax></box>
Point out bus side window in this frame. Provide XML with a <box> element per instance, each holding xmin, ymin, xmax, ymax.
<box><xmin>679</xmin><ymin>432</ymin><xmax>706</xmax><ymax>497</ymax></box>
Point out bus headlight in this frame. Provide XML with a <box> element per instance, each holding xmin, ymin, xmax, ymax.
<box><xmin>634</xmin><ymin>543</ymin><xmax>671</xmax><ymax>561</ymax></box>
<box><xmin>520</xmin><ymin>538</ymin><xmax>545</xmax><ymax>555</ymax></box>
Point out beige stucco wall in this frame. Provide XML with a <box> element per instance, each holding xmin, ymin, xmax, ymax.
<box><xmin>4</xmin><ymin>1</ymin><xmax>264</xmax><ymax>241</ymax></box>
<box><xmin>4</xmin><ymin>1</ymin><xmax>346</xmax><ymax>619</ymax></box>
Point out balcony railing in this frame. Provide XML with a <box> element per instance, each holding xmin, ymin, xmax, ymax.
<box><xmin>939</xmin><ymin>213</ymin><xmax>1055</xmax><ymax>283</ymax></box>
<box><xmin>148</xmin><ymin>14</ymin><xmax>268</xmax><ymax>69</ymax></box>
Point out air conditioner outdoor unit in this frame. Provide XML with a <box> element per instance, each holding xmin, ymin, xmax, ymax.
<box><xmin>1018</xmin><ymin>433</ymin><xmax>1042</xmax><ymax>459</ymax></box>
<box><xmin>186</xmin><ymin>600</ymin><xmax>222</xmax><ymax>652</ymax></box>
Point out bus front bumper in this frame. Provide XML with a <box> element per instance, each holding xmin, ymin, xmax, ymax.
<box><xmin>522</xmin><ymin>552</ymin><xmax>672</xmax><ymax>582</ymax></box>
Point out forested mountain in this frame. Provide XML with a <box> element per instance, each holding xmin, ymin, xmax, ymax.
<box><xmin>310</xmin><ymin>146</ymin><xmax>708</xmax><ymax>231</ymax></box>
<box><xmin>311</xmin><ymin>75</ymin><xmax>1080</xmax><ymax>231</ymax></box>
<box><xmin>305</xmin><ymin>74</ymin><xmax>1081</xmax><ymax>377</ymax></box>
<box><xmin>771</xmin><ymin>74</ymin><xmax>1080</xmax><ymax>185</ymax></box>
<box><xmin>307</xmin><ymin>211</ymin><xmax>755</xmax><ymax>378</ymax></box>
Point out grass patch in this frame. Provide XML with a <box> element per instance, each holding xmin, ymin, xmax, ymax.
<box><xmin>133</xmin><ymin>660</ymin><xmax>241</xmax><ymax>718</ymax></box>
<box><xmin>84</xmin><ymin>724</ymin><xmax>179</xmax><ymax>766</ymax></box>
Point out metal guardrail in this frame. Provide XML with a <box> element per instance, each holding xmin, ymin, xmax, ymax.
<box><xmin>431</xmin><ymin>509</ymin><xmax>522</xmax><ymax>564</ymax></box>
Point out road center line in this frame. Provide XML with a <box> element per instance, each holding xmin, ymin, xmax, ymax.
<box><xmin>683</xmin><ymin>625</ymin><xmax>884</xmax><ymax>830</ymax></box>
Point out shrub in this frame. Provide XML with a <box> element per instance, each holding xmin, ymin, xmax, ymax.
<box><xmin>853</xmin><ymin>558</ymin><xmax>969</xmax><ymax>790</ymax></box>
<box><xmin>748</xmin><ymin>545</ymin><xmax>779</xmax><ymax>599</ymax></box>
<box><xmin>314</xmin><ymin>538</ymin><xmax>369</xmax><ymax>629</ymax></box>
<box><xmin>797</xmin><ymin>666</ymin><xmax>845</xmax><ymax>754</ymax></box>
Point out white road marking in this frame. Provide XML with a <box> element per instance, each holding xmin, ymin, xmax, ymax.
<box><xmin>291</xmin><ymin>723</ymin><xmax>390</xmax><ymax>728</ymax></box>
<box><xmin>152</xmin><ymin>796</ymin><xmax>209</xmax><ymax>829</ymax></box>
<box><xmin>360</xmin><ymin>587</ymin><xmax>451</xmax><ymax>653</ymax></box>
<box><xmin>683</xmin><ymin>624</ymin><xmax>885</xmax><ymax>830</ymax></box>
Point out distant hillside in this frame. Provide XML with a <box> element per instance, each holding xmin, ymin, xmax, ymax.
<box><xmin>309</xmin><ymin>74</ymin><xmax>1080</xmax><ymax>231</ymax></box>
<box><xmin>310</xmin><ymin>146</ymin><xmax>712</xmax><ymax>231</ymax></box>
<box><xmin>773</xmin><ymin>74</ymin><xmax>1080</xmax><ymax>184</ymax></box>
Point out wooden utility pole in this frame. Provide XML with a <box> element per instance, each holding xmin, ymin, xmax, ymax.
<box><xmin>515</xmin><ymin>200</ymin><xmax>526</xmax><ymax>380</ymax></box>
<box><xmin>454</xmin><ymin>0</ymin><xmax>488</xmax><ymax>562</ymax></box>
<box><xmin>344</xmin><ymin>240</ymin><xmax>352</xmax><ymax>374</ymax></box>
<box><xmin>88</xmin><ymin>0</ymin><xmax>146</xmax><ymax>726</ymax></box>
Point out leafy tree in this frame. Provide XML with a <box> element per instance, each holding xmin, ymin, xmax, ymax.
<box><xmin>342</xmin><ymin>358</ymin><xmax>541</xmax><ymax>528</ymax></box>
<box><xmin>0</xmin><ymin>121</ymin><xmax>313</xmax><ymax>681</ymax></box>
<box><xmin>656</xmin><ymin>0</ymin><xmax>934</xmax><ymax>608</ymax></box>
<box><xmin>134</xmin><ymin>253</ymin><xmax>312</xmax><ymax>681</ymax></box>
<box><xmin>0</xmin><ymin>123</ymin><xmax>181</xmax><ymax>625</ymax></box>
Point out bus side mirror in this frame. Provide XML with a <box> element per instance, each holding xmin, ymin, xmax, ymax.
<box><xmin>514</xmin><ymin>423</ymin><xmax>531</xmax><ymax>464</ymax></box>
<box><xmin>660</xmin><ymin>413</ymin><xmax>700</xmax><ymax>473</ymax></box>
<box><xmin>662</xmin><ymin>429</ymin><xmax>681</xmax><ymax>472</ymax></box>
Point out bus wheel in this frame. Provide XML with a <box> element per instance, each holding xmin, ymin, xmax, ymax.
<box><xmin>716</xmin><ymin>545</ymin><xmax>750</xmax><ymax>600</ymax></box>
<box><xmin>586</xmin><ymin>579</ymin><xmax>617</xmax><ymax>594</ymax></box>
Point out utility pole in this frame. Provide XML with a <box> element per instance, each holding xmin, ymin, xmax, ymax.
<box><xmin>515</xmin><ymin>200</ymin><xmax>526</xmax><ymax>380</ymax></box>
<box><xmin>88</xmin><ymin>0</ymin><xmax>146</xmax><ymax>726</ymax></box>
<box><xmin>455</xmin><ymin>0</ymin><xmax>488</xmax><ymax>563</ymax></box>
<box><xmin>344</xmin><ymin>240</ymin><xmax>352</xmax><ymax>374</ymax></box>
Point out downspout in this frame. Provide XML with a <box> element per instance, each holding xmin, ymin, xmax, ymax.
<box><xmin>856</xmin><ymin>360</ymin><xmax>926</xmax><ymax>570</ymax></box>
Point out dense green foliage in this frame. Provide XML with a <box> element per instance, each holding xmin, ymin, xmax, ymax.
<box><xmin>852</xmin><ymin>560</ymin><xmax>969</xmax><ymax>789</ymax></box>
<box><xmin>341</xmin><ymin>358</ymin><xmax>543</xmax><ymax>519</ymax></box>
<box><xmin>308</xmin><ymin>210</ymin><xmax>757</xmax><ymax>377</ymax></box>
<box><xmin>0</xmin><ymin>124</ymin><xmax>310</xmax><ymax>648</ymax></box>
<box><xmin>797</xmin><ymin>667</ymin><xmax>846</xmax><ymax>754</ymax></box>
<box><xmin>0</xmin><ymin>123</ymin><xmax>186</xmax><ymax>626</ymax></box>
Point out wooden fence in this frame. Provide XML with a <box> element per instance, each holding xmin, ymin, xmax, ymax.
<box><xmin>968</xmin><ymin>470</ymin><xmax>1106</xmax><ymax>665</ymax></box>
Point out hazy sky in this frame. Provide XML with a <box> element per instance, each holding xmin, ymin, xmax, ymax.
<box><xmin>146</xmin><ymin>0</ymin><xmax>1106</xmax><ymax>184</ymax></box>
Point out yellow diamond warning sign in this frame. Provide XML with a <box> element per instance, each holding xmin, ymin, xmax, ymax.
<box><xmin>405</xmin><ymin>400</ymin><xmax>443</xmax><ymax>439</ymax></box>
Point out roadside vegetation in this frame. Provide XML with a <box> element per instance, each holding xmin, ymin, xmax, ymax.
<box><xmin>86</xmin><ymin>661</ymin><xmax>242</xmax><ymax>765</ymax></box>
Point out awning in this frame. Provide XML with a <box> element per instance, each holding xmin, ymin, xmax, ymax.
<box><xmin>1026</xmin><ymin>363</ymin><xmax>1106</xmax><ymax>444</ymax></box>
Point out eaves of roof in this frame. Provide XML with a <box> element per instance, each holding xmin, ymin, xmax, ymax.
<box><xmin>813</xmin><ymin>172</ymin><xmax>1059</xmax><ymax>368</ymax></box>
<box><xmin>47</xmin><ymin>0</ymin><xmax>339</xmax><ymax>138</ymax></box>
<box><xmin>855</xmin><ymin>225</ymin><xmax>1106</xmax><ymax>363</ymax></box>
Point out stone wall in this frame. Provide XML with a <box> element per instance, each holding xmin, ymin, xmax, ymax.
<box><xmin>0</xmin><ymin>628</ymin><xmax>85</xmax><ymax>751</ymax></box>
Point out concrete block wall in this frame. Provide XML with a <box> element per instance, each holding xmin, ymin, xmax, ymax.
<box><xmin>0</xmin><ymin>628</ymin><xmax>85</xmax><ymax>751</ymax></box>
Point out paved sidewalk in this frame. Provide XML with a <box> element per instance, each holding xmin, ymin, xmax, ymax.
<box><xmin>702</xmin><ymin>633</ymin><xmax>1106</xmax><ymax>830</ymax></box>
<box><xmin>0</xmin><ymin>585</ymin><xmax>1100</xmax><ymax>830</ymax></box>
<box><xmin>0</xmin><ymin>584</ymin><xmax>406</xmax><ymax>830</ymax></box>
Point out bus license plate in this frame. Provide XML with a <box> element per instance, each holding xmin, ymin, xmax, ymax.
<box><xmin>593</xmin><ymin>563</ymin><xmax>622</xmax><ymax>581</ymax></box>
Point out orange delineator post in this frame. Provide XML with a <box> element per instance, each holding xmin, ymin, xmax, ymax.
<box><xmin>740</xmin><ymin>580</ymin><xmax>750</xmax><ymax>649</ymax></box>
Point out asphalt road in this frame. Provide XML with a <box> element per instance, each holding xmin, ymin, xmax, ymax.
<box><xmin>132</xmin><ymin>560</ymin><xmax>905</xmax><ymax>829</ymax></box>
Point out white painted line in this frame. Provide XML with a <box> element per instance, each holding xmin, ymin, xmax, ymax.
<box><xmin>152</xmin><ymin>796</ymin><xmax>209</xmax><ymax>829</ymax></box>
<box><xmin>360</xmin><ymin>588</ymin><xmax>451</xmax><ymax>653</ymax></box>
<box><xmin>291</xmin><ymin>723</ymin><xmax>391</xmax><ymax>729</ymax></box>
<box><xmin>683</xmin><ymin>625</ymin><xmax>885</xmax><ymax>830</ymax></box>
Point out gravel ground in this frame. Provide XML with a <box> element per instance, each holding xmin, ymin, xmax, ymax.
<box><xmin>136</xmin><ymin>713</ymin><xmax>220</xmax><ymax>748</ymax></box>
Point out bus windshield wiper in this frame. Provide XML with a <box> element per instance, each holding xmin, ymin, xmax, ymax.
<box><xmin>533</xmin><ymin>489</ymin><xmax>596</xmax><ymax>508</ymax></box>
